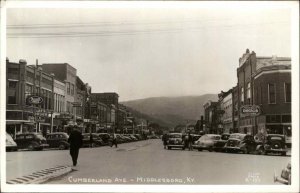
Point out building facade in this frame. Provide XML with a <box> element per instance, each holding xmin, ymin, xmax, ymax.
<box><xmin>41</xmin><ymin>63</ymin><xmax>77</xmax><ymax>133</ymax></box>
<box><xmin>6</xmin><ymin>59</ymin><xmax>55</xmax><ymax>137</ymax></box>
<box><xmin>218</xmin><ymin>89</ymin><xmax>233</xmax><ymax>134</ymax></box>
<box><xmin>237</xmin><ymin>49</ymin><xmax>291</xmax><ymax>137</ymax></box>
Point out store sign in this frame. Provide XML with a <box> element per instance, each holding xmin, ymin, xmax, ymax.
<box><xmin>27</xmin><ymin>96</ymin><xmax>43</xmax><ymax>105</ymax></box>
<box><xmin>240</xmin><ymin>105</ymin><xmax>260</xmax><ymax>117</ymax></box>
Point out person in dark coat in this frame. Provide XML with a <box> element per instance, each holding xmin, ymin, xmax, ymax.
<box><xmin>89</xmin><ymin>133</ymin><xmax>94</xmax><ymax>148</ymax></box>
<box><xmin>162</xmin><ymin>133</ymin><xmax>169</xmax><ymax>149</ymax></box>
<box><xmin>188</xmin><ymin>133</ymin><xmax>193</xmax><ymax>151</ymax></box>
<box><xmin>68</xmin><ymin>128</ymin><xmax>83</xmax><ymax>166</ymax></box>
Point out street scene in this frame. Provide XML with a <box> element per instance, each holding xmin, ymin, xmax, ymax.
<box><xmin>2</xmin><ymin>1</ymin><xmax>298</xmax><ymax>192</ymax></box>
<box><xmin>6</xmin><ymin>138</ymin><xmax>290</xmax><ymax>185</ymax></box>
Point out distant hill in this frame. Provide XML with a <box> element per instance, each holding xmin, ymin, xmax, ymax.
<box><xmin>121</xmin><ymin>94</ymin><xmax>218</xmax><ymax>128</ymax></box>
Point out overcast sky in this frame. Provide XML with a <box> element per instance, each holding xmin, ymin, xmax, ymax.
<box><xmin>6</xmin><ymin>2</ymin><xmax>293</xmax><ymax>101</ymax></box>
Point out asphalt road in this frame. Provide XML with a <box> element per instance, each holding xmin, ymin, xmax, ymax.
<box><xmin>6</xmin><ymin>139</ymin><xmax>290</xmax><ymax>185</ymax></box>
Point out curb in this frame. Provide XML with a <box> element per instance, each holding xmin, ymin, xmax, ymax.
<box><xmin>7</xmin><ymin>165</ymin><xmax>72</xmax><ymax>184</ymax></box>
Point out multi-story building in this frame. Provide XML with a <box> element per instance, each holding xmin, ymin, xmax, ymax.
<box><xmin>218</xmin><ymin>89</ymin><xmax>233</xmax><ymax>134</ymax></box>
<box><xmin>41</xmin><ymin>63</ymin><xmax>77</xmax><ymax>132</ymax></box>
<box><xmin>6</xmin><ymin>58</ymin><xmax>55</xmax><ymax>137</ymax></box>
<box><xmin>203</xmin><ymin>101</ymin><xmax>222</xmax><ymax>134</ymax></box>
<box><xmin>91</xmin><ymin>93</ymin><xmax>119</xmax><ymax>133</ymax></box>
<box><xmin>237</xmin><ymin>49</ymin><xmax>291</xmax><ymax>137</ymax></box>
<box><xmin>52</xmin><ymin>78</ymin><xmax>66</xmax><ymax>132</ymax></box>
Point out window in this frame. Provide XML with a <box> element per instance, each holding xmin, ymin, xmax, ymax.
<box><xmin>246</xmin><ymin>82</ymin><xmax>251</xmax><ymax>99</ymax></box>
<box><xmin>240</xmin><ymin>87</ymin><xmax>244</xmax><ymax>103</ymax></box>
<box><xmin>70</xmin><ymin>84</ymin><xmax>74</xmax><ymax>96</ymax></box>
<box><xmin>8</xmin><ymin>81</ymin><xmax>17</xmax><ymax>89</ymax></box>
<box><xmin>285</xmin><ymin>83</ymin><xmax>291</xmax><ymax>103</ymax></box>
<box><xmin>268</xmin><ymin>83</ymin><xmax>276</xmax><ymax>104</ymax></box>
<box><xmin>67</xmin><ymin>82</ymin><xmax>70</xmax><ymax>95</ymax></box>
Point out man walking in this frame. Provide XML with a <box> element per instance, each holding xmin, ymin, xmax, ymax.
<box><xmin>68</xmin><ymin>127</ymin><xmax>83</xmax><ymax>166</ymax></box>
<box><xmin>110</xmin><ymin>133</ymin><xmax>118</xmax><ymax>148</ymax></box>
<box><xmin>188</xmin><ymin>132</ymin><xmax>193</xmax><ymax>151</ymax></box>
<box><xmin>162</xmin><ymin>133</ymin><xmax>168</xmax><ymax>149</ymax></box>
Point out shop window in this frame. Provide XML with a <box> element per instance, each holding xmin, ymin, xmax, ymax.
<box><xmin>285</xmin><ymin>83</ymin><xmax>291</xmax><ymax>103</ymax></box>
<box><xmin>268</xmin><ymin>83</ymin><xmax>276</xmax><ymax>104</ymax></box>
<box><xmin>8</xmin><ymin>96</ymin><xmax>17</xmax><ymax>104</ymax></box>
<box><xmin>266</xmin><ymin>115</ymin><xmax>281</xmax><ymax>123</ymax></box>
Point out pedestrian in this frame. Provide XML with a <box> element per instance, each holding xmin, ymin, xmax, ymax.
<box><xmin>162</xmin><ymin>133</ymin><xmax>168</xmax><ymax>149</ymax></box>
<box><xmin>110</xmin><ymin>133</ymin><xmax>118</xmax><ymax>148</ymax></box>
<box><xmin>184</xmin><ymin>134</ymin><xmax>189</xmax><ymax>150</ymax></box>
<box><xmin>68</xmin><ymin>127</ymin><xmax>83</xmax><ymax>167</ymax></box>
<box><xmin>89</xmin><ymin>133</ymin><xmax>94</xmax><ymax>148</ymax></box>
<box><xmin>188</xmin><ymin>133</ymin><xmax>193</xmax><ymax>151</ymax></box>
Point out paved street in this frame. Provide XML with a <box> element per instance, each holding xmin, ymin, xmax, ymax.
<box><xmin>6</xmin><ymin>139</ymin><xmax>290</xmax><ymax>185</ymax></box>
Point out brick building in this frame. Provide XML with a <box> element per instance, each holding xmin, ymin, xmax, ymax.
<box><xmin>6</xmin><ymin>58</ymin><xmax>55</xmax><ymax>137</ymax></box>
<box><xmin>237</xmin><ymin>49</ymin><xmax>291</xmax><ymax>138</ymax></box>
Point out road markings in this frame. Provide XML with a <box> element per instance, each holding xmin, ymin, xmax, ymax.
<box><xmin>6</xmin><ymin>165</ymin><xmax>72</xmax><ymax>184</ymax></box>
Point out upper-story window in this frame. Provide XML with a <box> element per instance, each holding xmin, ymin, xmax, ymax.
<box><xmin>71</xmin><ymin>84</ymin><xmax>74</xmax><ymax>96</ymax></box>
<box><xmin>7</xmin><ymin>80</ymin><xmax>17</xmax><ymax>104</ymax></box>
<box><xmin>240</xmin><ymin>87</ymin><xmax>244</xmax><ymax>103</ymax></box>
<box><xmin>268</xmin><ymin>83</ymin><xmax>276</xmax><ymax>104</ymax></box>
<box><xmin>67</xmin><ymin>82</ymin><xmax>70</xmax><ymax>95</ymax></box>
<box><xmin>284</xmin><ymin>83</ymin><xmax>291</xmax><ymax>103</ymax></box>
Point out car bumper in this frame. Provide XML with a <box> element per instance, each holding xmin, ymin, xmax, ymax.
<box><xmin>6</xmin><ymin>145</ymin><xmax>18</xmax><ymax>151</ymax></box>
<box><xmin>224</xmin><ymin>146</ymin><xmax>242</xmax><ymax>151</ymax></box>
<box><xmin>266</xmin><ymin>148</ymin><xmax>287</xmax><ymax>153</ymax></box>
<box><xmin>167</xmin><ymin>144</ymin><xmax>184</xmax><ymax>147</ymax></box>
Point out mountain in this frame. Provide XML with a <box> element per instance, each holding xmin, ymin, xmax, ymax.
<box><xmin>121</xmin><ymin>94</ymin><xmax>218</xmax><ymax>128</ymax></box>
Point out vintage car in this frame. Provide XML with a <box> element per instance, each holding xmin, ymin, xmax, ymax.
<box><xmin>274</xmin><ymin>162</ymin><xmax>291</xmax><ymax>185</ymax></box>
<box><xmin>166</xmin><ymin>133</ymin><xmax>184</xmax><ymax>150</ymax></box>
<box><xmin>193</xmin><ymin>134</ymin><xmax>221</xmax><ymax>152</ymax></box>
<box><xmin>95</xmin><ymin>133</ymin><xmax>112</xmax><ymax>145</ymax></box>
<box><xmin>256</xmin><ymin>134</ymin><xmax>287</xmax><ymax>156</ymax></box>
<box><xmin>224</xmin><ymin>133</ymin><xmax>257</xmax><ymax>154</ymax></box>
<box><xmin>82</xmin><ymin>133</ymin><xmax>104</xmax><ymax>147</ymax></box>
<box><xmin>213</xmin><ymin>133</ymin><xmax>230</xmax><ymax>152</ymax></box>
<box><xmin>46</xmin><ymin>132</ymin><xmax>70</xmax><ymax>150</ymax></box>
<box><xmin>15</xmin><ymin>133</ymin><xmax>49</xmax><ymax>151</ymax></box>
<box><xmin>6</xmin><ymin>132</ymin><xmax>18</xmax><ymax>152</ymax></box>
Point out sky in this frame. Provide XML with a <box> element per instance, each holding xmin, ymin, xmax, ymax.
<box><xmin>5</xmin><ymin>2</ymin><xmax>293</xmax><ymax>102</ymax></box>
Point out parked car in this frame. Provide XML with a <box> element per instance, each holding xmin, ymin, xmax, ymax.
<box><xmin>82</xmin><ymin>133</ymin><xmax>104</xmax><ymax>147</ymax></box>
<box><xmin>46</xmin><ymin>132</ymin><xmax>70</xmax><ymax>150</ymax></box>
<box><xmin>166</xmin><ymin>133</ymin><xmax>184</xmax><ymax>150</ymax></box>
<box><xmin>256</xmin><ymin>134</ymin><xmax>287</xmax><ymax>156</ymax></box>
<box><xmin>224</xmin><ymin>133</ymin><xmax>257</xmax><ymax>154</ymax></box>
<box><xmin>191</xmin><ymin>134</ymin><xmax>202</xmax><ymax>144</ymax></box>
<box><xmin>15</xmin><ymin>133</ymin><xmax>49</xmax><ymax>150</ymax></box>
<box><xmin>124</xmin><ymin>134</ymin><xmax>138</xmax><ymax>141</ymax></box>
<box><xmin>193</xmin><ymin>134</ymin><xmax>221</xmax><ymax>152</ymax></box>
<box><xmin>213</xmin><ymin>133</ymin><xmax>230</xmax><ymax>152</ymax></box>
<box><xmin>95</xmin><ymin>133</ymin><xmax>111</xmax><ymax>145</ymax></box>
<box><xmin>274</xmin><ymin>162</ymin><xmax>291</xmax><ymax>185</ymax></box>
<box><xmin>134</xmin><ymin>134</ymin><xmax>143</xmax><ymax>140</ymax></box>
<box><xmin>6</xmin><ymin>132</ymin><xmax>18</xmax><ymax>152</ymax></box>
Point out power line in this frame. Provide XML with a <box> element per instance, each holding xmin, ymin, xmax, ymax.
<box><xmin>7</xmin><ymin>21</ymin><xmax>289</xmax><ymax>39</ymax></box>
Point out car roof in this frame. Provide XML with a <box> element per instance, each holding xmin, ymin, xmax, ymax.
<box><xmin>205</xmin><ymin>134</ymin><xmax>221</xmax><ymax>137</ymax></box>
<box><xmin>47</xmin><ymin>132</ymin><xmax>67</xmax><ymax>135</ymax></box>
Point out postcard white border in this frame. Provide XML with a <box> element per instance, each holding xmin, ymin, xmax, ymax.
<box><xmin>1</xmin><ymin>1</ymin><xmax>299</xmax><ymax>193</ymax></box>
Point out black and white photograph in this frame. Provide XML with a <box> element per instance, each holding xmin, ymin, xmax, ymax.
<box><xmin>0</xmin><ymin>1</ymin><xmax>299</xmax><ymax>192</ymax></box>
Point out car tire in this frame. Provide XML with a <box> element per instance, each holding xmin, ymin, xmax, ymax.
<box><xmin>58</xmin><ymin>144</ymin><xmax>66</xmax><ymax>150</ymax></box>
<box><xmin>27</xmin><ymin>143</ymin><xmax>37</xmax><ymax>151</ymax></box>
<box><xmin>198</xmin><ymin>148</ymin><xmax>202</xmax><ymax>151</ymax></box>
<box><xmin>208</xmin><ymin>147</ymin><xmax>213</xmax><ymax>152</ymax></box>
<box><xmin>281</xmin><ymin>152</ymin><xmax>286</xmax><ymax>156</ymax></box>
<box><xmin>167</xmin><ymin>146</ymin><xmax>171</xmax><ymax>150</ymax></box>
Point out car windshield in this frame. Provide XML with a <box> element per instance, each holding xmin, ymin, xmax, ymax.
<box><xmin>169</xmin><ymin>134</ymin><xmax>181</xmax><ymax>138</ymax></box>
<box><xmin>36</xmin><ymin>134</ymin><xmax>45</xmax><ymax>140</ymax></box>
<box><xmin>229</xmin><ymin>134</ymin><xmax>245</xmax><ymax>140</ymax></box>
